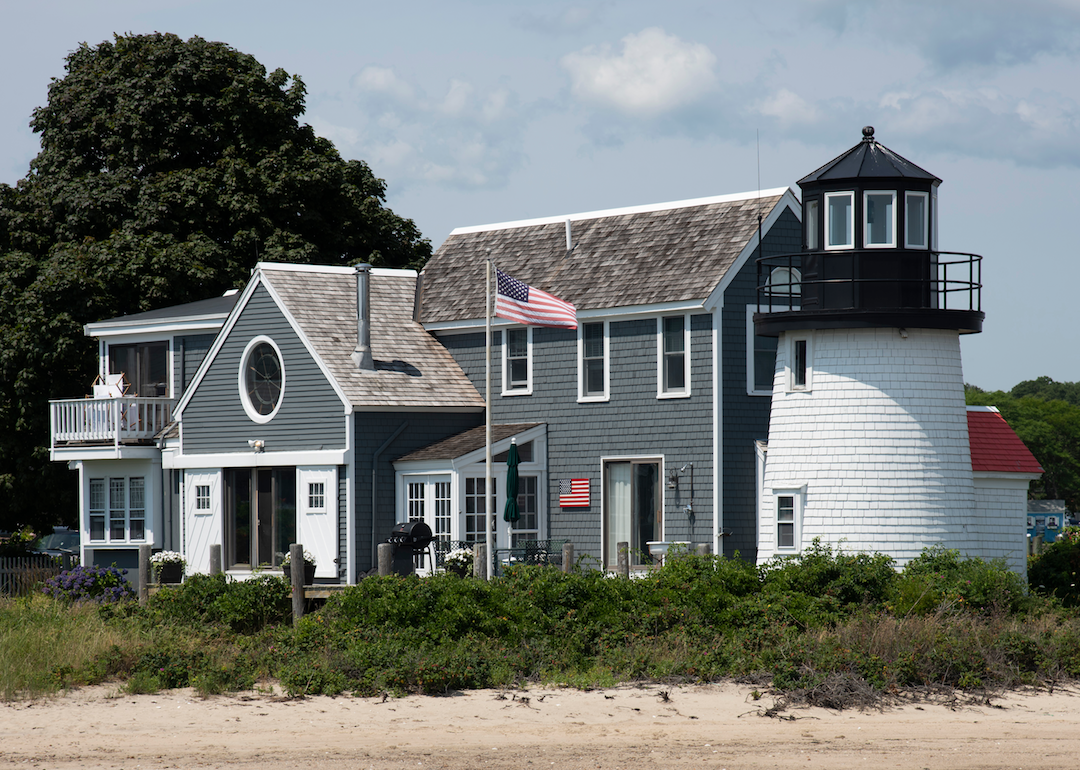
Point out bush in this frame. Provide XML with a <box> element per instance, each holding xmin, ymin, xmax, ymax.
<box><xmin>1028</xmin><ymin>527</ymin><xmax>1080</xmax><ymax>607</ymax></box>
<box><xmin>41</xmin><ymin>565</ymin><xmax>135</xmax><ymax>604</ymax></box>
<box><xmin>144</xmin><ymin>573</ymin><xmax>291</xmax><ymax>633</ymax></box>
<box><xmin>894</xmin><ymin>546</ymin><xmax>1030</xmax><ymax>615</ymax></box>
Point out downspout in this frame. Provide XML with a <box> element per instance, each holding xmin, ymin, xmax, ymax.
<box><xmin>371</xmin><ymin>421</ymin><xmax>408</xmax><ymax>568</ymax></box>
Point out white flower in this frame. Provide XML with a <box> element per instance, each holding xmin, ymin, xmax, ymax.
<box><xmin>149</xmin><ymin>551</ymin><xmax>186</xmax><ymax>567</ymax></box>
<box><xmin>280</xmin><ymin>550</ymin><xmax>316</xmax><ymax>567</ymax></box>
<box><xmin>444</xmin><ymin>547</ymin><xmax>473</xmax><ymax>569</ymax></box>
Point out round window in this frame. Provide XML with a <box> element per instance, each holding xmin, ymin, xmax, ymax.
<box><xmin>244</xmin><ymin>341</ymin><xmax>283</xmax><ymax>417</ymax></box>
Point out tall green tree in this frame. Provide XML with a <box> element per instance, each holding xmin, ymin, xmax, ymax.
<box><xmin>0</xmin><ymin>33</ymin><xmax>430</xmax><ymax>533</ymax></box>
<box><xmin>966</xmin><ymin>383</ymin><xmax>1080</xmax><ymax>512</ymax></box>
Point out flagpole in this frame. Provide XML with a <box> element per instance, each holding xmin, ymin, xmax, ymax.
<box><xmin>485</xmin><ymin>257</ymin><xmax>493</xmax><ymax>580</ymax></box>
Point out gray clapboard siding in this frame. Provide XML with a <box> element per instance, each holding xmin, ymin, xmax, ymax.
<box><xmin>441</xmin><ymin>315</ymin><xmax>715</xmax><ymax>563</ymax></box>
<box><xmin>720</xmin><ymin>207</ymin><xmax>802</xmax><ymax>560</ymax></box>
<box><xmin>181</xmin><ymin>285</ymin><xmax>346</xmax><ymax>454</ymax></box>
<box><xmin>352</xmin><ymin>411</ymin><xmax>484</xmax><ymax>576</ymax></box>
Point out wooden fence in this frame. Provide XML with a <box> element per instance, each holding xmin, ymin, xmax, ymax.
<box><xmin>0</xmin><ymin>555</ymin><xmax>76</xmax><ymax>598</ymax></box>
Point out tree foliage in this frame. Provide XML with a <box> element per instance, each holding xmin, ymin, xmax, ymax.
<box><xmin>966</xmin><ymin>379</ymin><xmax>1080</xmax><ymax>511</ymax></box>
<box><xmin>0</xmin><ymin>33</ymin><xmax>431</xmax><ymax>532</ymax></box>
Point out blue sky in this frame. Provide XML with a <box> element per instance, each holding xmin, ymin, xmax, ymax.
<box><xmin>2</xmin><ymin>0</ymin><xmax>1078</xmax><ymax>391</ymax></box>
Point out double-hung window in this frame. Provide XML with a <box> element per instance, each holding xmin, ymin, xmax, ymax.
<box><xmin>776</xmin><ymin>494</ymin><xmax>797</xmax><ymax>549</ymax></box>
<box><xmin>578</xmin><ymin>321</ymin><xmax>609</xmax><ymax>402</ymax></box>
<box><xmin>502</xmin><ymin>327</ymin><xmax>532</xmax><ymax>395</ymax></box>
<box><xmin>90</xmin><ymin>477</ymin><xmax>145</xmax><ymax>542</ymax></box>
<box><xmin>658</xmin><ymin>315</ymin><xmax>690</xmax><ymax>397</ymax></box>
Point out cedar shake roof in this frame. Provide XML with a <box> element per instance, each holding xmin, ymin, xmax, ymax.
<box><xmin>261</xmin><ymin>266</ymin><xmax>484</xmax><ymax>410</ymax></box>
<box><xmin>395</xmin><ymin>423</ymin><xmax>541</xmax><ymax>462</ymax></box>
<box><xmin>967</xmin><ymin>407</ymin><xmax>1043</xmax><ymax>475</ymax></box>
<box><xmin>420</xmin><ymin>190</ymin><xmax>788</xmax><ymax>324</ymax></box>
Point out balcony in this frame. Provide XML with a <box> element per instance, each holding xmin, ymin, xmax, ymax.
<box><xmin>50</xmin><ymin>397</ymin><xmax>174</xmax><ymax>450</ymax></box>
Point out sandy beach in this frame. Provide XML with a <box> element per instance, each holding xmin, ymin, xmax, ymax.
<box><xmin>3</xmin><ymin>683</ymin><xmax>1079</xmax><ymax>769</ymax></box>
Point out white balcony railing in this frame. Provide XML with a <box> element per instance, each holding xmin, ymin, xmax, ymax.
<box><xmin>50</xmin><ymin>397</ymin><xmax>173</xmax><ymax>448</ymax></box>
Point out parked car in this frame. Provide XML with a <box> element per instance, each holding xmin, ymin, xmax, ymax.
<box><xmin>32</xmin><ymin>527</ymin><xmax>80</xmax><ymax>557</ymax></box>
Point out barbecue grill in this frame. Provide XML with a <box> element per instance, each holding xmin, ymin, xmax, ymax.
<box><xmin>386</xmin><ymin>521</ymin><xmax>434</xmax><ymax>575</ymax></box>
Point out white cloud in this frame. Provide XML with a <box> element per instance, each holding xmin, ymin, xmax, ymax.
<box><xmin>351</xmin><ymin>66</ymin><xmax>415</xmax><ymax>101</ymax></box>
<box><xmin>561</xmin><ymin>28</ymin><xmax>717</xmax><ymax>116</ymax></box>
<box><xmin>308</xmin><ymin>117</ymin><xmax>359</xmax><ymax>149</ymax></box>
<box><xmin>755</xmin><ymin>89</ymin><xmax>820</xmax><ymax>125</ymax></box>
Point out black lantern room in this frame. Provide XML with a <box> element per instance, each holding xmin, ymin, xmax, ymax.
<box><xmin>754</xmin><ymin>127</ymin><xmax>983</xmax><ymax>337</ymax></box>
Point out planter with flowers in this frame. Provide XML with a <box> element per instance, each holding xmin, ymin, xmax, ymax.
<box><xmin>280</xmin><ymin>550</ymin><xmax>316</xmax><ymax>584</ymax></box>
<box><xmin>149</xmin><ymin>551</ymin><xmax>186</xmax><ymax>584</ymax></box>
<box><xmin>443</xmin><ymin>547</ymin><xmax>473</xmax><ymax>577</ymax></box>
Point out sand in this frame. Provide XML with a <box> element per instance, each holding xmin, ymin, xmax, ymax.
<box><xmin>2</xmin><ymin>683</ymin><xmax>1078</xmax><ymax>769</ymax></box>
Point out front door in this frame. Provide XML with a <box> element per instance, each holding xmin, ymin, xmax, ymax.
<box><xmin>604</xmin><ymin>459</ymin><xmax>661</xmax><ymax>568</ymax></box>
<box><xmin>225</xmin><ymin>467</ymin><xmax>296</xmax><ymax>569</ymax></box>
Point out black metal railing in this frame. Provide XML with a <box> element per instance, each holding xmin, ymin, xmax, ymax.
<box><xmin>756</xmin><ymin>250</ymin><xmax>981</xmax><ymax>314</ymax></box>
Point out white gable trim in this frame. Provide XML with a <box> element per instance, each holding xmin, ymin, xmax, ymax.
<box><xmin>449</xmin><ymin>188</ymin><xmax>791</xmax><ymax>236</ymax></box>
<box><xmin>703</xmin><ymin>188</ymin><xmax>802</xmax><ymax>311</ymax></box>
<box><xmin>173</xmin><ymin>267</ymin><xmax>352</xmax><ymax>420</ymax></box>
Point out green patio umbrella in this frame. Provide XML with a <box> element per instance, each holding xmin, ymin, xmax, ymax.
<box><xmin>503</xmin><ymin>440</ymin><xmax>520</xmax><ymax>523</ymax></box>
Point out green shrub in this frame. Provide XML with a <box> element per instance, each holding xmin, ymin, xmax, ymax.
<box><xmin>894</xmin><ymin>546</ymin><xmax>1029</xmax><ymax>615</ymax></box>
<box><xmin>144</xmin><ymin>573</ymin><xmax>291</xmax><ymax>633</ymax></box>
<box><xmin>1028</xmin><ymin>528</ymin><xmax>1080</xmax><ymax>606</ymax></box>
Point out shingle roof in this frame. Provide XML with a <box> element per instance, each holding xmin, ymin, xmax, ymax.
<box><xmin>262</xmin><ymin>266</ymin><xmax>484</xmax><ymax>410</ymax></box>
<box><xmin>799</xmin><ymin>127</ymin><xmax>940</xmax><ymax>186</ymax></box>
<box><xmin>420</xmin><ymin>190</ymin><xmax>788</xmax><ymax>324</ymax></box>
<box><xmin>395</xmin><ymin>423</ymin><xmax>541</xmax><ymax>462</ymax></box>
<box><xmin>91</xmin><ymin>293</ymin><xmax>239</xmax><ymax>325</ymax></box>
<box><xmin>967</xmin><ymin>407</ymin><xmax>1043</xmax><ymax>475</ymax></box>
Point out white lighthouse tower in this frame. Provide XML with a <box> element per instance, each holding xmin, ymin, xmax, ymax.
<box><xmin>754</xmin><ymin>127</ymin><xmax>985</xmax><ymax>565</ymax></box>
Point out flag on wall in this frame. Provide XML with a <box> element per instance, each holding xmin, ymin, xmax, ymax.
<box><xmin>559</xmin><ymin>478</ymin><xmax>590</xmax><ymax>507</ymax></box>
<box><xmin>495</xmin><ymin>268</ymin><xmax>577</xmax><ymax>329</ymax></box>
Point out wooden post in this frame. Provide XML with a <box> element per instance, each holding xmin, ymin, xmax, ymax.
<box><xmin>562</xmin><ymin>541</ymin><xmax>574</xmax><ymax>574</ymax></box>
<box><xmin>138</xmin><ymin>544</ymin><xmax>151</xmax><ymax>605</ymax></box>
<box><xmin>290</xmin><ymin>543</ymin><xmax>305</xmax><ymax>625</ymax></box>
<box><xmin>616</xmin><ymin>541</ymin><xmax>629</xmax><ymax>579</ymax></box>
<box><xmin>209</xmin><ymin>544</ymin><xmax>222</xmax><ymax>575</ymax></box>
<box><xmin>377</xmin><ymin>542</ymin><xmax>393</xmax><ymax>576</ymax></box>
<box><xmin>61</xmin><ymin>552</ymin><xmax>73</xmax><ymax>571</ymax></box>
<box><xmin>473</xmin><ymin>543</ymin><xmax>487</xmax><ymax>580</ymax></box>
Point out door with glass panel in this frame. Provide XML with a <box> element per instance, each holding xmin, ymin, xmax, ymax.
<box><xmin>604</xmin><ymin>460</ymin><xmax>661</xmax><ymax>568</ymax></box>
<box><xmin>224</xmin><ymin>468</ymin><xmax>296</xmax><ymax>570</ymax></box>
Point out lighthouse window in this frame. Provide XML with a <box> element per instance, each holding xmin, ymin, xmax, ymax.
<box><xmin>777</xmin><ymin>495</ymin><xmax>796</xmax><ymax>549</ymax></box>
<box><xmin>825</xmin><ymin>192</ymin><xmax>853</xmax><ymax>249</ymax></box>
<box><xmin>787</xmin><ymin>334</ymin><xmax>812</xmax><ymax>391</ymax></box>
<box><xmin>864</xmin><ymin>191</ymin><xmax>896</xmax><ymax>247</ymax></box>
<box><xmin>804</xmin><ymin>199</ymin><xmax>819</xmax><ymax>250</ymax></box>
<box><xmin>905</xmin><ymin>192</ymin><xmax>929</xmax><ymax>249</ymax></box>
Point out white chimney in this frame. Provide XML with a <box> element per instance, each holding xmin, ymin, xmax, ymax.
<box><xmin>351</xmin><ymin>264</ymin><xmax>374</xmax><ymax>370</ymax></box>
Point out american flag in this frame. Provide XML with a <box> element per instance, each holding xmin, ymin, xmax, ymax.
<box><xmin>495</xmin><ymin>268</ymin><xmax>577</xmax><ymax>329</ymax></box>
<box><xmin>559</xmin><ymin>478</ymin><xmax>590</xmax><ymax>507</ymax></box>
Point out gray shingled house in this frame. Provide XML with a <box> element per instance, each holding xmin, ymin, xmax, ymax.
<box><xmin>50</xmin><ymin>187</ymin><xmax>802</xmax><ymax>580</ymax></box>
<box><xmin>418</xmin><ymin>188</ymin><xmax>801</xmax><ymax>568</ymax></box>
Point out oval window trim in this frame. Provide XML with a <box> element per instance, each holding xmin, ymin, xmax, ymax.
<box><xmin>238</xmin><ymin>335</ymin><xmax>286</xmax><ymax>424</ymax></box>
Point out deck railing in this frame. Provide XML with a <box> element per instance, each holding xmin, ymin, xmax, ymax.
<box><xmin>50</xmin><ymin>397</ymin><xmax>173</xmax><ymax>448</ymax></box>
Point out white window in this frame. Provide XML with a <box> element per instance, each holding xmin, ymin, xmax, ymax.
<box><xmin>864</xmin><ymin>190</ymin><xmax>896</xmax><ymax>248</ymax></box>
<box><xmin>238</xmin><ymin>335</ymin><xmax>285</xmax><ymax>424</ymax></box>
<box><xmin>195</xmin><ymin>485</ymin><xmax>210</xmax><ymax>510</ymax></box>
<box><xmin>502</xmin><ymin>327</ymin><xmax>532</xmax><ymax>395</ymax></box>
<box><xmin>786</xmin><ymin>333</ymin><xmax>812</xmax><ymax>392</ymax></box>
<box><xmin>578</xmin><ymin>321</ymin><xmax>609</xmax><ymax>402</ymax></box>
<box><xmin>804</xmin><ymin>198</ymin><xmax>819</xmax><ymax>250</ymax></box>
<box><xmin>776</xmin><ymin>494</ymin><xmax>798</xmax><ymax>550</ymax></box>
<box><xmin>825</xmin><ymin>192</ymin><xmax>854</xmax><ymax>250</ymax></box>
<box><xmin>905</xmin><ymin>191</ymin><xmax>929</xmax><ymax>249</ymax></box>
<box><xmin>308</xmin><ymin>482</ymin><xmax>325</xmax><ymax>511</ymax></box>
<box><xmin>657</xmin><ymin>315</ymin><xmax>690</xmax><ymax>398</ymax></box>
<box><xmin>464</xmin><ymin>477</ymin><xmax>495</xmax><ymax>543</ymax></box>
<box><xmin>90</xmin><ymin>477</ymin><xmax>146</xmax><ymax>543</ymax></box>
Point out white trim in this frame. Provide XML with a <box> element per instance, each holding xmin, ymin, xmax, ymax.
<box><xmin>254</xmin><ymin>262</ymin><xmax>418</xmax><ymax>278</ymax></box>
<box><xmin>86</xmin><ymin>316</ymin><xmax>229</xmax><ymax>338</ymax></box>
<box><xmin>425</xmin><ymin>299</ymin><xmax>707</xmax><ymax>334</ymax></box>
<box><xmin>238</xmin><ymin>335</ymin><xmax>286</xmax><ymax>424</ymax></box>
<box><xmin>773</xmin><ymin>487</ymin><xmax>804</xmax><ymax>552</ymax></box>
<box><xmin>656</xmin><ymin>314</ymin><xmax>691</xmax><ymax>399</ymax></box>
<box><xmin>163</xmin><ymin>449</ymin><xmax>347</xmax><ymax>469</ymax></box>
<box><xmin>712</xmin><ymin>305</ymin><xmax>721</xmax><ymax>554</ymax></box>
<box><xmin>824</xmin><ymin>191</ymin><xmax>855</xmax><ymax>250</ymax></box>
<box><xmin>599</xmin><ymin>454</ymin><xmax>665</xmax><ymax>569</ymax></box>
<box><xmin>449</xmin><ymin>188</ymin><xmax>790</xmax><ymax>236</ymax></box>
<box><xmin>501</xmin><ymin>326</ymin><xmax>533</xmax><ymax>396</ymax></box>
<box><xmin>863</xmin><ymin>189</ymin><xmax>897</xmax><ymax>249</ymax></box>
<box><xmin>578</xmin><ymin>320</ymin><xmax>610</xmax><ymax>402</ymax></box>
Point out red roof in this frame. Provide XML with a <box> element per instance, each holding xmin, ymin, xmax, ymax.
<box><xmin>967</xmin><ymin>407</ymin><xmax>1044</xmax><ymax>475</ymax></box>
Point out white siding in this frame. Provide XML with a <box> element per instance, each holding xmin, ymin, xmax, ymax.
<box><xmin>298</xmin><ymin>466</ymin><xmax>338</xmax><ymax>579</ymax></box>
<box><xmin>973</xmin><ymin>475</ymin><xmax>1031</xmax><ymax>577</ymax></box>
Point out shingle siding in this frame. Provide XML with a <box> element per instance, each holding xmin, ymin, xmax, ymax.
<box><xmin>176</xmin><ymin>333</ymin><xmax>216</xmax><ymax>397</ymax></box>
<box><xmin>181</xmin><ymin>285</ymin><xmax>346</xmax><ymax>454</ymax></box>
